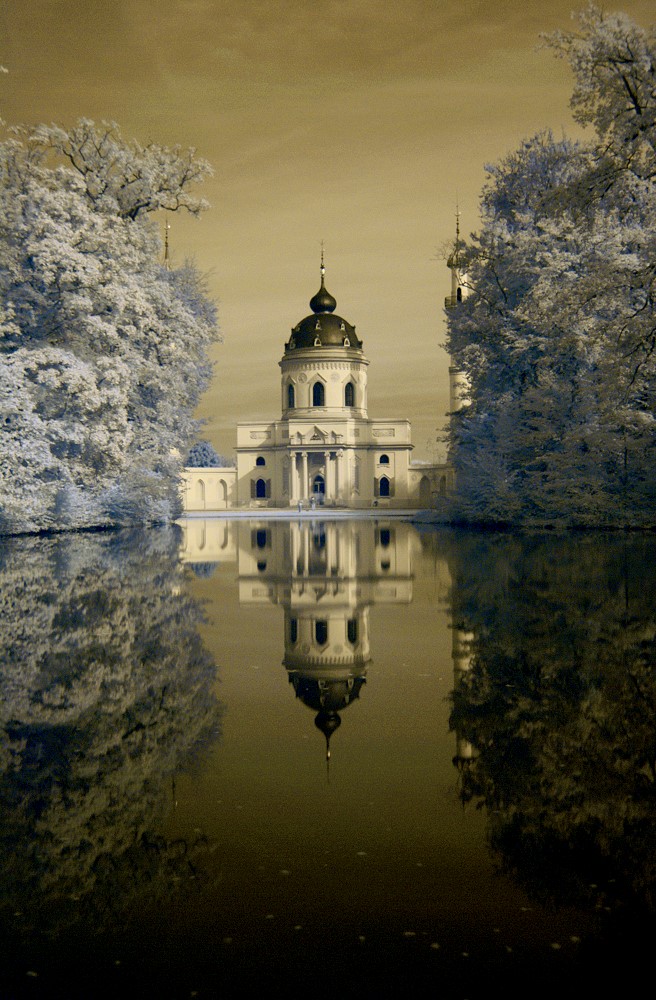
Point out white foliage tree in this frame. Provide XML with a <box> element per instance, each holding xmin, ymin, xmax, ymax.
<box><xmin>0</xmin><ymin>119</ymin><xmax>218</xmax><ymax>535</ymax></box>
<box><xmin>446</xmin><ymin>5</ymin><xmax>656</xmax><ymax>526</ymax></box>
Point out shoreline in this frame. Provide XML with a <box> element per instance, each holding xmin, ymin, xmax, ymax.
<box><xmin>177</xmin><ymin>507</ymin><xmax>424</xmax><ymax>521</ymax></box>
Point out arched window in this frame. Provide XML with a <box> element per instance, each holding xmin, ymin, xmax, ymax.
<box><xmin>287</xmin><ymin>383</ymin><xmax>295</xmax><ymax>409</ymax></box>
<box><xmin>257</xmin><ymin>560</ymin><xmax>267</xmax><ymax>572</ymax></box>
<box><xmin>379</xmin><ymin>454</ymin><xmax>390</xmax><ymax>464</ymax></box>
<box><xmin>315</xmin><ymin>620</ymin><xmax>328</xmax><ymax>645</ymax></box>
<box><xmin>255</xmin><ymin>529</ymin><xmax>268</xmax><ymax>549</ymax></box>
<box><xmin>347</xmin><ymin>619</ymin><xmax>358</xmax><ymax>644</ymax></box>
<box><xmin>290</xmin><ymin>618</ymin><xmax>298</xmax><ymax>644</ymax></box>
<box><xmin>312</xmin><ymin>382</ymin><xmax>325</xmax><ymax>406</ymax></box>
<box><xmin>255</xmin><ymin>455</ymin><xmax>266</xmax><ymax>466</ymax></box>
<box><xmin>379</xmin><ymin>476</ymin><xmax>390</xmax><ymax>498</ymax></box>
<box><xmin>256</xmin><ymin>478</ymin><xmax>267</xmax><ymax>498</ymax></box>
<box><xmin>345</xmin><ymin>381</ymin><xmax>355</xmax><ymax>407</ymax></box>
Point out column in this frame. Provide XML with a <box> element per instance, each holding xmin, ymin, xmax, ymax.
<box><xmin>301</xmin><ymin>451</ymin><xmax>308</xmax><ymax>501</ymax></box>
<box><xmin>290</xmin><ymin>452</ymin><xmax>298</xmax><ymax>503</ymax></box>
<box><xmin>335</xmin><ymin>450</ymin><xmax>343</xmax><ymax>504</ymax></box>
<box><xmin>324</xmin><ymin>450</ymin><xmax>331</xmax><ymax>501</ymax></box>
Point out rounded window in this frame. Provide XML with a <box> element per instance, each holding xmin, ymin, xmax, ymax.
<box><xmin>312</xmin><ymin>382</ymin><xmax>325</xmax><ymax>406</ymax></box>
<box><xmin>379</xmin><ymin>454</ymin><xmax>390</xmax><ymax>464</ymax></box>
<box><xmin>255</xmin><ymin>455</ymin><xmax>266</xmax><ymax>466</ymax></box>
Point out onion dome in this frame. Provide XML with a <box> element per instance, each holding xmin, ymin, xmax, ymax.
<box><xmin>285</xmin><ymin>260</ymin><xmax>362</xmax><ymax>352</ymax></box>
<box><xmin>315</xmin><ymin>710</ymin><xmax>341</xmax><ymax>761</ymax></box>
<box><xmin>288</xmin><ymin>671</ymin><xmax>366</xmax><ymax>763</ymax></box>
<box><xmin>309</xmin><ymin>274</ymin><xmax>337</xmax><ymax>314</ymax></box>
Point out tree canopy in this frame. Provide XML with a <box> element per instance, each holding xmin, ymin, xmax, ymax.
<box><xmin>0</xmin><ymin>119</ymin><xmax>219</xmax><ymax>535</ymax></box>
<box><xmin>186</xmin><ymin>439</ymin><xmax>233</xmax><ymax>467</ymax></box>
<box><xmin>445</xmin><ymin>5</ymin><xmax>656</xmax><ymax>526</ymax></box>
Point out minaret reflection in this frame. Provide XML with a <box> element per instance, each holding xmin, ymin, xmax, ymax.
<box><xmin>451</xmin><ymin>623</ymin><xmax>478</xmax><ymax>800</ymax></box>
<box><xmin>238</xmin><ymin>519</ymin><xmax>413</xmax><ymax>762</ymax></box>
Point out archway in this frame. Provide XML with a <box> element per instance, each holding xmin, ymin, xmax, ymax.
<box><xmin>312</xmin><ymin>474</ymin><xmax>325</xmax><ymax>499</ymax></box>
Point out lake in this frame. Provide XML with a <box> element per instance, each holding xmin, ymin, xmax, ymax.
<box><xmin>1</xmin><ymin>517</ymin><xmax>655</xmax><ymax>998</ymax></box>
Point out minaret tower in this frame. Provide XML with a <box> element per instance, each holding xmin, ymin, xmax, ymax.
<box><xmin>444</xmin><ymin>209</ymin><xmax>470</xmax><ymax>413</ymax></box>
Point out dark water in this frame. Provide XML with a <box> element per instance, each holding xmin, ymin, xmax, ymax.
<box><xmin>1</xmin><ymin>518</ymin><xmax>655</xmax><ymax>998</ymax></box>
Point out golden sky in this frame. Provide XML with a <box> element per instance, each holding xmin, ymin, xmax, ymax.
<box><xmin>2</xmin><ymin>0</ymin><xmax>653</xmax><ymax>460</ymax></box>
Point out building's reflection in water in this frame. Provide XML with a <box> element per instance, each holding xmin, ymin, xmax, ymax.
<box><xmin>237</xmin><ymin>519</ymin><xmax>413</xmax><ymax>759</ymax></box>
<box><xmin>178</xmin><ymin>518</ymin><xmax>473</xmax><ymax>769</ymax></box>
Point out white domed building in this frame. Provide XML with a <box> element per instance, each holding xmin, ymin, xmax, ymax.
<box><xmin>182</xmin><ymin>260</ymin><xmax>452</xmax><ymax>511</ymax></box>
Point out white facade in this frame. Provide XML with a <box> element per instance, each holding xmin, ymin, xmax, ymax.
<box><xmin>180</xmin><ymin>466</ymin><xmax>237</xmax><ymax>512</ymax></box>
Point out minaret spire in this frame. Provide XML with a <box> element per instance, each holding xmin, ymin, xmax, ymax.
<box><xmin>320</xmin><ymin>240</ymin><xmax>326</xmax><ymax>286</ymax></box>
<box><xmin>164</xmin><ymin>218</ymin><xmax>171</xmax><ymax>271</ymax></box>
<box><xmin>455</xmin><ymin>203</ymin><xmax>460</xmax><ymax>260</ymax></box>
<box><xmin>445</xmin><ymin>203</ymin><xmax>464</xmax><ymax>309</ymax></box>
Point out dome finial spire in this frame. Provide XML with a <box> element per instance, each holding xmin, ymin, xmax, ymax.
<box><xmin>310</xmin><ymin>241</ymin><xmax>337</xmax><ymax>314</ymax></box>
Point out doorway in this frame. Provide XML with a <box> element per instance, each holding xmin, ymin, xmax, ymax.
<box><xmin>312</xmin><ymin>474</ymin><xmax>325</xmax><ymax>503</ymax></box>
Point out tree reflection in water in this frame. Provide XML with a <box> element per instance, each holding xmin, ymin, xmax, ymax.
<box><xmin>0</xmin><ymin>527</ymin><xmax>221</xmax><ymax>955</ymax></box>
<box><xmin>448</xmin><ymin>531</ymin><xmax>656</xmax><ymax>929</ymax></box>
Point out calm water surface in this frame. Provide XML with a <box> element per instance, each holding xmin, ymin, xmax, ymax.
<box><xmin>1</xmin><ymin>518</ymin><xmax>655</xmax><ymax>998</ymax></box>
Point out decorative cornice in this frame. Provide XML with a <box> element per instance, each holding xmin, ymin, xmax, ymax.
<box><xmin>281</xmin><ymin>360</ymin><xmax>366</xmax><ymax>373</ymax></box>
